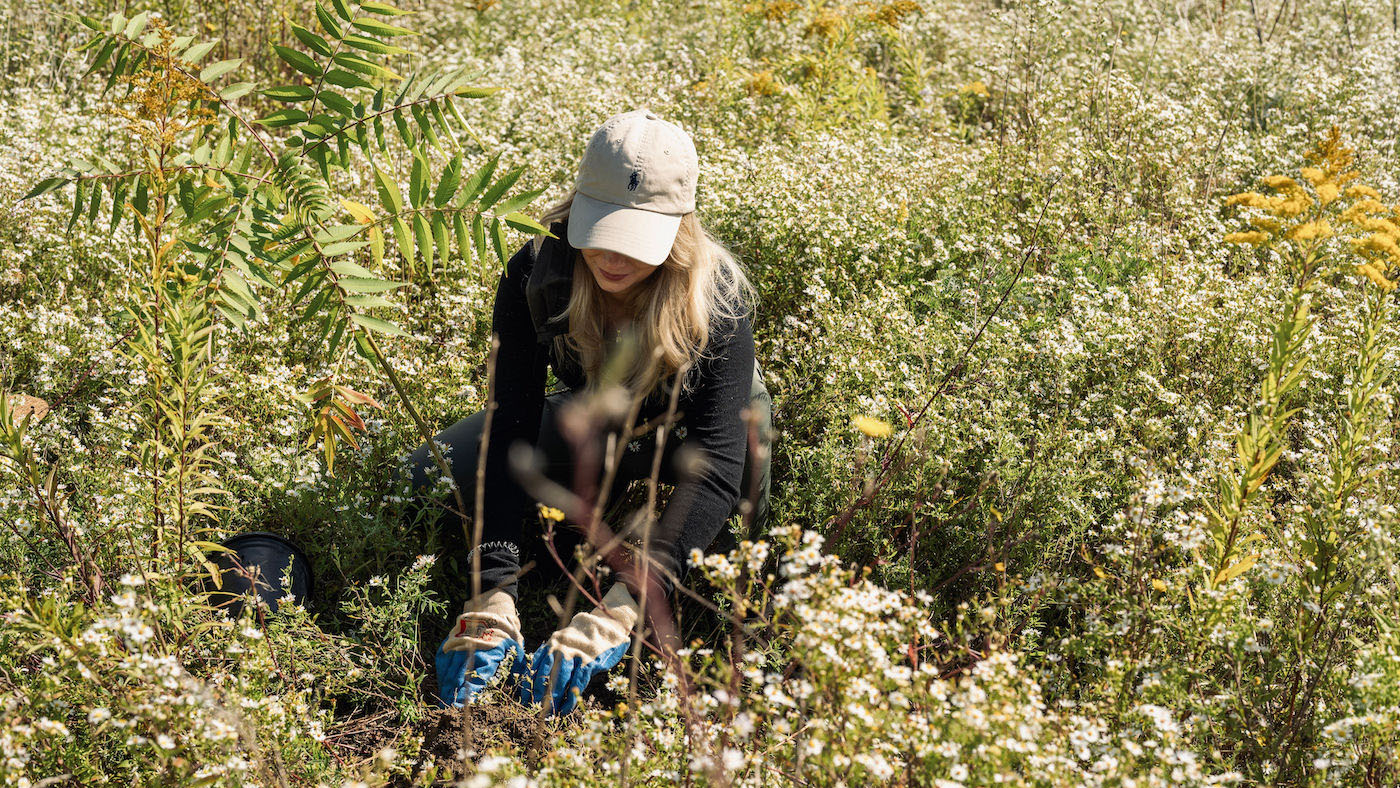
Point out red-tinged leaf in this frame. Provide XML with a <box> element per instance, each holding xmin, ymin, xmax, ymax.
<box><xmin>326</xmin><ymin>412</ymin><xmax>361</xmax><ymax>449</ymax></box>
<box><xmin>331</xmin><ymin>400</ymin><xmax>367</xmax><ymax>431</ymax></box>
<box><xmin>333</xmin><ymin>385</ymin><xmax>383</xmax><ymax>408</ymax></box>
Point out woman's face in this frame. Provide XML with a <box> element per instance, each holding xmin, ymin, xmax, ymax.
<box><xmin>580</xmin><ymin>247</ymin><xmax>659</xmax><ymax>299</ymax></box>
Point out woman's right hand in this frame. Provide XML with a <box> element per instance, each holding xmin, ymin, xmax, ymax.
<box><xmin>517</xmin><ymin>582</ymin><xmax>639</xmax><ymax>715</ymax></box>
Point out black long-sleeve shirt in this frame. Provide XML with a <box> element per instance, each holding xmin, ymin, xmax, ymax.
<box><xmin>480</xmin><ymin>218</ymin><xmax>755</xmax><ymax>576</ymax></box>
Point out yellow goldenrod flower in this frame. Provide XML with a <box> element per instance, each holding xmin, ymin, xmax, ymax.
<box><xmin>852</xmin><ymin>415</ymin><xmax>894</xmax><ymax>438</ymax></box>
<box><xmin>1346</xmin><ymin>184</ymin><xmax>1381</xmax><ymax>200</ymax></box>
<box><xmin>1276</xmin><ymin>191</ymin><xmax>1313</xmax><ymax>218</ymax></box>
<box><xmin>1262</xmin><ymin>174</ymin><xmax>1297</xmax><ymax>191</ymax></box>
<box><xmin>1356</xmin><ymin>263</ymin><xmax>1398</xmax><ymax>292</ymax></box>
<box><xmin>1223</xmin><ymin>231</ymin><xmax>1269</xmax><ymax>246</ymax></box>
<box><xmin>1287</xmin><ymin>220</ymin><xmax>1330</xmax><ymax>242</ymax></box>
<box><xmin>1344</xmin><ymin>207</ymin><xmax>1400</xmax><ymax>238</ymax></box>
<box><xmin>537</xmin><ymin>504</ymin><xmax>566</xmax><ymax>522</ymax></box>
<box><xmin>1343</xmin><ymin>201</ymin><xmax>1400</xmax><ymax>236</ymax></box>
<box><xmin>1312</xmin><ymin>126</ymin><xmax>1359</xmax><ymax>186</ymax></box>
<box><xmin>1358</xmin><ymin>230</ymin><xmax>1399</xmax><ymax>252</ymax></box>
<box><xmin>805</xmin><ymin>7</ymin><xmax>847</xmax><ymax>39</ymax></box>
<box><xmin>1248</xmin><ymin>216</ymin><xmax>1281</xmax><ymax>233</ymax></box>
<box><xmin>745</xmin><ymin>0</ymin><xmax>797</xmax><ymax>21</ymax></box>
<box><xmin>867</xmin><ymin>0</ymin><xmax>921</xmax><ymax>26</ymax></box>
<box><xmin>961</xmin><ymin>80</ymin><xmax>989</xmax><ymax>97</ymax></box>
<box><xmin>1224</xmin><ymin>191</ymin><xmax>1270</xmax><ymax>209</ymax></box>
<box><xmin>1348</xmin><ymin>198</ymin><xmax>1387</xmax><ymax>215</ymax></box>
<box><xmin>1316</xmin><ymin>182</ymin><xmax>1339</xmax><ymax>205</ymax></box>
<box><xmin>743</xmin><ymin>69</ymin><xmax>782</xmax><ymax>97</ymax></box>
<box><xmin>1350</xmin><ymin>216</ymin><xmax>1379</xmax><ymax>233</ymax></box>
<box><xmin>1299</xmin><ymin>166</ymin><xmax>1326</xmax><ymax>186</ymax></box>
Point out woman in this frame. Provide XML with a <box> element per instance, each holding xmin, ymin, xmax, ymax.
<box><xmin>398</xmin><ymin>108</ymin><xmax>773</xmax><ymax>715</ymax></box>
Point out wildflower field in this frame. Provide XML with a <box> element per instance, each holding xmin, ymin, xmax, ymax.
<box><xmin>4</xmin><ymin>0</ymin><xmax>1400</xmax><ymax>784</ymax></box>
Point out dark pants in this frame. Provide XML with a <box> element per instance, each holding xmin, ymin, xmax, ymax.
<box><xmin>396</xmin><ymin>367</ymin><xmax>773</xmax><ymax>599</ymax></box>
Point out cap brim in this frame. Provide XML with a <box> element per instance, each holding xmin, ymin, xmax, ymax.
<box><xmin>567</xmin><ymin>192</ymin><xmax>680</xmax><ymax>266</ymax></box>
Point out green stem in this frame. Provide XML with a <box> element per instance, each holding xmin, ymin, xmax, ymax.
<box><xmin>358</xmin><ymin>331</ymin><xmax>470</xmax><ymax>545</ymax></box>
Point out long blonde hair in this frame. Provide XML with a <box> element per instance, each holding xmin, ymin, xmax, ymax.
<box><xmin>532</xmin><ymin>186</ymin><xmax>754</xmax><ymax>399</ymax></box>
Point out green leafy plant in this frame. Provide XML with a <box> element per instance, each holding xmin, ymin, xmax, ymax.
<box><xmin>22</xmin><ymin>1</ymin><xmax>552</xmax><ymax>555</ymax></box>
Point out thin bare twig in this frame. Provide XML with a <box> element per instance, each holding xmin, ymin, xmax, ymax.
<box><xmin>622</xmin><ymin>360</ymin><xmax>687</xmax><ymax>788</ymax></box>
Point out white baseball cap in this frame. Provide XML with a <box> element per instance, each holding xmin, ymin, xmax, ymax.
<box><xmin>567</xmin><ymin>108</ymin><xmax>698</xmax><ymax>266</ymax></box>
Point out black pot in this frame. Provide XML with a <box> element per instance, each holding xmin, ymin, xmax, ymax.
<box><xmin>206</xmin><ymin>531</ymin><xmax>315</xmax><ymax>617</ymax></box>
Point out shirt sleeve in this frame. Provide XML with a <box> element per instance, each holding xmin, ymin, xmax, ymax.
<box><xmin>480</xmin><ymin>240</ymin><xmax>548</xmax><ymax>532</ymax></box>
<box><xmin>654</xmin><ymin>311</ymin><xmax>756</xmax><ymax>575</ymax></box>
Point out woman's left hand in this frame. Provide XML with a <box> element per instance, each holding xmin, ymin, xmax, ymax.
<box><xmin>518</xmin><ymin>583</ymin><xmax>639</xmax><ymax>715</ymax></box>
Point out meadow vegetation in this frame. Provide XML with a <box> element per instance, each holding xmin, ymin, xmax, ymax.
<box><xmin>2</xmin><ymin>0</ymin><xmax>1400</xmax><ymax>785</ymax></box>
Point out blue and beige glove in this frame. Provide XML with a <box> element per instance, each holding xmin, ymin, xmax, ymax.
<box><xmin>519</xmin><ymin>582</ymin><xmax>640</xmax><ymax>715</ymax></box>
<box><xmin>435</xmin><ymin>587</ymin><xmax>523</xmax><ymax>707</ymax></box>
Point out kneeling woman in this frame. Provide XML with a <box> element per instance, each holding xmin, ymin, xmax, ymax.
<box><xmin>398</xmin><ymin>109</ymin><xmax>772</xmax><ymax>714</ymax></box>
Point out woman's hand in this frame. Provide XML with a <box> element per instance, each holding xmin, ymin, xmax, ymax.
<box><xmin>518</xmin><ymin>582</ymin><xmax>639</xmax><ymax>715</ymax></box>
<box><xmin>435</xmin><ymin>588</ymin><xmax>524</xmax><ymax>707</ymax></box>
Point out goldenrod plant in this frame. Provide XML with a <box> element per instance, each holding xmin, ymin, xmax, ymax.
<box><xmin>720</xmin><ymin>0</ymin><xmax>925</xmax><ymax>134</ymax></box>
<box><xmin>1206</xmin><ymin>128</ymin><xmax>1363</xmax><ymax>591</ymax></box>
<box><xmin>98</xmin><ymin>21</ymin><xmax>232</xmax><ymax>582</ymax></box>
<box><xmin>1209</xmin><ymin>128</ymin><xmax>1396</xmax><ymax>592</ymax></box>
<box><xmin>1083</xmin><ymin>128</ymin><xmax>1400</xmax><ymax>785</ymax></box>
<box><xmin>1200</xmin><ymin>127</ymin><xmax>1400</xmax><ymax>779</ymax></box>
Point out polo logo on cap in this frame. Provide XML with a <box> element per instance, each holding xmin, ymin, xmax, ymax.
<box><xmin>627</xmin><ymin>170</ymin><xmax>641</xmax><ymax>191</ymax></box>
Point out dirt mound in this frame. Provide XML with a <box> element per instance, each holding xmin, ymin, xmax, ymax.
<box><xmin>415</xmin><ymin>702</ymin><xmax>543</xmax><ymax>778</ymax></box>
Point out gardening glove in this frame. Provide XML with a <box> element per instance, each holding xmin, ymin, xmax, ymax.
<box><xmin>435</xmin><ymin>587</ymin><xmax>524</xmax><ymax>707</ymax></box>
<box><xmin>519</xmin><ymin>582</ymin><xmax>640</xmax><ymax>715</ymax></box>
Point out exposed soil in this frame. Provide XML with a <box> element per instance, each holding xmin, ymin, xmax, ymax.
<box><xmin>417</xmin><ymin>702</ymin><xmax>541</xmax><ymax>771</ymax></box>
<box><xmin>395</xmin><ymin>659</ymin><xmax>617</xmax><ymax>784</ymax></box>
<box><xmin>371</xmin><ymin>701</ymin><xmax>545</xmax><ymax>787</ymax></box>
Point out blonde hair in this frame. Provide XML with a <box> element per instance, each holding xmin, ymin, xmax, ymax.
<box><xmin>532</xmin><ymin>185</ymin><xmax>754</xmax><ymax>399</ymax></box>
